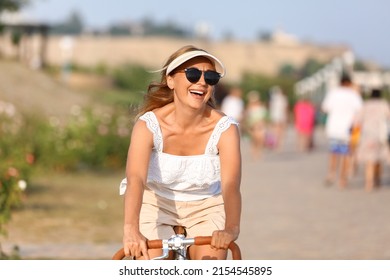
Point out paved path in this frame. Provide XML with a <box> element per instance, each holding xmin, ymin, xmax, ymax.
<box><xmin>238</xmin><ymin>126</ymin><xmax>390</xmax><ymax>260</ymax></box>
<box><xmin>4</xmin><ymin>126</ymin><xmax>390</xmax><ymax>260</ymax></box>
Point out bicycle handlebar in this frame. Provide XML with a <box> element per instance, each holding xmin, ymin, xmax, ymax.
<box><xmin>112</xmin><ymin>236</ymin><xmax>242</xmax><ymax>260</ymax></box>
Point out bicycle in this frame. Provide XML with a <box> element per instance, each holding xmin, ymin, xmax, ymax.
<box><xmin>112</xmin><ymin>226</ymin><xmax>242</xmax><ymax>260</ymax></box>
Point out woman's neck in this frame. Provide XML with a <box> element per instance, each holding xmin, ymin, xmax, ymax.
<box><xmin>166</xmin><ymin>102</ymin><xmax>211</xmax><ymax>130</ymax></box>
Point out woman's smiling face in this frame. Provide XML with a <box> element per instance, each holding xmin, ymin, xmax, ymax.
<box><xmin>167</xmin><ymin>56</ymin><xmax>216</xmax><ymax>109</ymax></box>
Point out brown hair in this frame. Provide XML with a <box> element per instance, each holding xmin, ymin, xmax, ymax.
<box><xmin>136</xmin><ymin>45</ymin><xmax>217</xmax><ymax>119</ymax></box>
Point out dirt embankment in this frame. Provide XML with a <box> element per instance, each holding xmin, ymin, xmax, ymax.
<box><xmin>0</xmin><ymin>59</ymin><xmax>92</xmax><ymax>121</ymax></box>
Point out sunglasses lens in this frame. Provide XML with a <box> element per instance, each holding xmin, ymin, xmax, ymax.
<box><xmin>185</xmin><ymin>68</ymin><xmax>202</xmax><ymax>83</ymax></box>
<box><xmin>204</xmin><ymin>71</ymin><xmax>221</xmax><ymax>86</ymax></box>
<box><xmin>184</xmin><ymin>68</ymin><xmax>221</xmax><ymax>85</ymax></box>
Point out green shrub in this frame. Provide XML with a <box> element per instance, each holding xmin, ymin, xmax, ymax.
<box><xmin>0</xmin><ymin>102</ymin><xmax>31</xmax><ymax>244</ymax></box>
<box><xmin>53</xmin><ymin>106</ymin><xmax>132</xmax><ymax>171</ymax></box>
<box><xmin>0</xmin><ymin>101</ymin><xmax>134</xmax><ymax>255</ymax></box>
<box><xmin>31</xmin><ymin>106</ymin><xmax>133</xmax><ymax>172</ymax></box>
<box><xmin>112</xmin><ymin>64</ymin><xmax>157</xmax><ymax>93</ymax></box>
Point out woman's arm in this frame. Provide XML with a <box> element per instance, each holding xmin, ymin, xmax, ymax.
<box><xmin>123</xmin><ymin>119</ymin><xmax>153</xmax><ymax>259</ymax></box>
<box><xmin>213</xmin><ymin>123</ymin><xmax>242</xmax><ymax>249</ymax></box>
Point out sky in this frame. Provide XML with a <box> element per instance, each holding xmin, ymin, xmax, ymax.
<box><xmin>18</xmin><ymin>0</ymin><xmax>390</xmax><ymax>68</ymax></box>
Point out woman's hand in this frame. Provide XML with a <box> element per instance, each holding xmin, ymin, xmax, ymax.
<box><xmin>123</xmin><ymin>225</ymin><xmax>149</xmax><ymax>259</ymax></box>
<box><xmin>210</xmin><ymin>228</ymin><xmax>239</xmax><ymax>250</ymax></box>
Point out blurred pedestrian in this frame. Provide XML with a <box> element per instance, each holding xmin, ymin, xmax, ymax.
<box><xmin>244</xmin><ymin>90</ymin><xmax>268</xmax><ymax>160</ymax></box>
<box><xmin>321</xmin><ymin>73</ymin><xmax>363</xmax><ymax>188</ymax></box>
<box><xmin>213</xmin><ymin>83</ymin><xmax>229</xmax><ymax>109</ymax></box>
<box><xmin>355</xmin><ymin>88</ymin><xmax>390</xmax><ymax>192</ymax></box>
<box><xmin>268</xmin><ymin>85</ymin><xmax>288</xmax><ymax>151</ymax></box>
<box><xmin>221</xmin><ymin>86</ymin><xmax>244</xmax><ymax>124</ymax></box>
<box><xmin>293</xmin><ymin>95</ymin><xmax>316</xmax><ymax>152</ymax></box>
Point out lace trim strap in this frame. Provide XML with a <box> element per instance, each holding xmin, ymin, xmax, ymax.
<box><xmin>139</xmin><ymin>112</ymin><xmax>163</xmax><ymax>152</ymax></box>
<box><xmin>205</xmin><ymin>116</ymin><xmax>239</xmax><ymax>155</ymax></box>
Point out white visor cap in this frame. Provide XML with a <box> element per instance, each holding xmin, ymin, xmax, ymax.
<box><xmin>166</xmin><ymin>50</ymin><xmax>226</xmax><ymax>77</ymax></box>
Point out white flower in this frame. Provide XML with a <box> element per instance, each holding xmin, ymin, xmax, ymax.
<box><xmin>0</xmin><ymin>101</ymin><xmax>16</xmax><ymax>117</ymax></box>
<box><xmin>18</xmin><ymin>180</ymin><xmax>27</xmax><ymax>191</ymax></box>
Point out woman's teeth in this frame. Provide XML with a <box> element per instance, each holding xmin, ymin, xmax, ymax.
<box><xmin>190</xmin><ymin>90</ymin><xmax>204</xmax><ymax>96</ymax></box>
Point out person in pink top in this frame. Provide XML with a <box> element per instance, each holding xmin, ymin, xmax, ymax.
<box><xmin>293</xmin><ymin>95</ymin><xmax>316</xmax><ymax>152</ymax></box>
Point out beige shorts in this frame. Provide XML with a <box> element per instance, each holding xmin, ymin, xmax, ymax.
<box><xmin>139</xmin><ymin>189</ymin><xmax>225</xmax><ymax>240</ymax></box>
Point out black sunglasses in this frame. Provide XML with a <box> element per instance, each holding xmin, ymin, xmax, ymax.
<box><xmin>177</xmin><ymin>67</ymin><xmax>221</xmax><ymax>86</ymax></box>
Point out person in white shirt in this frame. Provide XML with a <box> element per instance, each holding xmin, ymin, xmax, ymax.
<box><xmin>321</xmin><ymin>73</ymin><xmax>363</xmax><ymax>188</ymax></box>
<box><xmin>121</xmin><ymin>45</ymin><xmax>242</xmax><ymax>260</ymax></box>
<box><xmin>221</xmin><ymin>86</ymin><xmax>244</xmax><ymax>123</ymax></box>
<box><xmin>269</xmin><ymin>86</ymin><xmax>289</xmax><ymax>151</ymax></box>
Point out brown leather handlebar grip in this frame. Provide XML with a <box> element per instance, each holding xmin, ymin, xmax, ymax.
<box><xmin>194</xmin><ymin>236</ymin><xmax>242</xmax><ymax>260</ymax></box>
<box><xmin>194</xmin><ymin>236</ymin><xmax>212</xmax><ymax>245</ymax></box>
<box><xmin>112</xmin><ymin>239</ymin><xmax>162</xmax><ymax>260</ymax></box>
<box><xmin>112</xmin><ymin>248</ymin><xmax>126</xmax><ymax>260</ymax></box>
<box><xmin>146</xmin><ymin>239</ymin><xmax>163</xmax><ymax>249</ymax></box>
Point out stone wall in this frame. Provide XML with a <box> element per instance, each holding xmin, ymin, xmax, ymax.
<box><xmin>0</xmin><ymin>34</ymin><xmax>347</xmax><ymax>82</ymax></box>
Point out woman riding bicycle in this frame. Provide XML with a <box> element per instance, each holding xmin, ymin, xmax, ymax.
<box><xmin>121</xmin><ymin>45</ymin><xmax>242</xmax><ymax>260</ymax></box>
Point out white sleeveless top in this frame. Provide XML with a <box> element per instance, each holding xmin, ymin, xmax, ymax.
<box><xmin>119</xmin><ymin>111</ymin><xmax>238</xmax><ymax>201</ymax></box>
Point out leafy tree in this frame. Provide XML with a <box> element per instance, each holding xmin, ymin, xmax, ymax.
<box><xmin>140</xmin><ymin>17</ymin><xmax>190</xmax><ymax>38</ymax></box>
<box><xmin>299</xmin><ymin>58</ymin><xmax>325</xmax><ymax>78</ymax></box>
<box><xmin>240</xmin><ymin>72</ymin><xmax>296</xmax><ymax>106</ymax></box>
<box><xmin>50</xmin><ymin>10</ymin><xmax>84</xmax><ymax>35</ymax></box>
<box><xmin>108</xmin><ymin>24</ymin><xmax>131</xmax><ymax>36</ymax></box>
<box><xmin>257</xmin><ymin>31</ymin><xmax>272</xmax><ymax>42</ymax></box>
<box><xmin>0</xmin><ymin>0</ymin><xmax>28</xmax><ymax>12</ymax></box>
<box><xmin>112</xmin><ymin>64</ymin><xmax>158</xmax><ymax>94</ymax></box>
<box><xmin>354</xmin><ymin>60</ymin><xmax>368</xmax><ymax>71</ymax></box>
<box><xmin>0</xmin><ymin>0</ymin><xmax>29</xmax><ymax>32</ymax></box>
<box><xmin>279</xmin><ymin>63</ymin><xmax>298</xmax><ymax>79</ymax></box>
